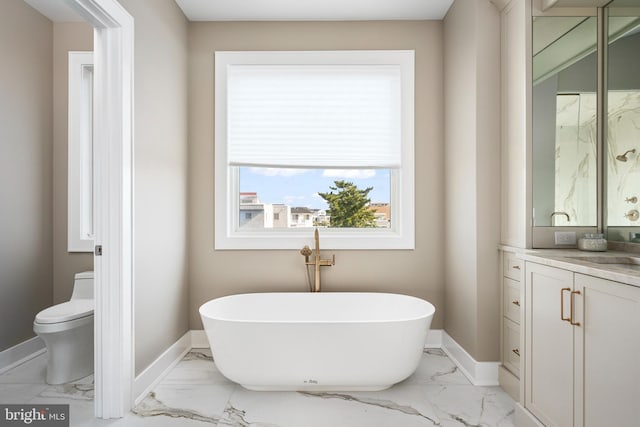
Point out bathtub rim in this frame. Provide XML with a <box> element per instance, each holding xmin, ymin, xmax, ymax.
<box><xmin>199</xmin><ymin>291</ymin><xmax>436</xmax><ymax>324</ymax></box>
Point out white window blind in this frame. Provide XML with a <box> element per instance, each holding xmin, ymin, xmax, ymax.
<box><xmin>227</xmin><ymin>64</ymin><xmax>402</xmax><ymax>169</ymax></box>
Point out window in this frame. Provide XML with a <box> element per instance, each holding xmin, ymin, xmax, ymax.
<box><xmin>68</xmin><ymin>52</ymin><xmax>94</xmax><ymax>252</ymax></box>
<box><xmin>215</xmin><ymin>51</ymin><xmax>414</xmax><ymax>250</ymax></box>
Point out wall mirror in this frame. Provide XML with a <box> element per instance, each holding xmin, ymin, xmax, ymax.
<box><xmin>605</xmin><ymin>0</ymin><xmax>640</xmax><ymax>243</ymax></box>
<box><xmin>532</xmin><ymin>16</ymin><xmax>598</xmax><ymax>228</ymax></box>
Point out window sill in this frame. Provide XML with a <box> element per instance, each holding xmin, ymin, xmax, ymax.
<box><xmin>214</xmin><ymin>228</ymin><xmax>414</xmax><ymax>250</ymax></box>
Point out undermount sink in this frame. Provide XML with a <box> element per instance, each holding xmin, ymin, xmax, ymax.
<box><xmin>565</xmin><ymin>256</ymin><xmax>640</xmax><ymax>271</ymax></box>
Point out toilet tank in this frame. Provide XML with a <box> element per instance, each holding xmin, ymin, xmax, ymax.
<box><xmin>70</xmin><ymin>271</ymin><xmax>94</xmax><ymax>300</ymax></box>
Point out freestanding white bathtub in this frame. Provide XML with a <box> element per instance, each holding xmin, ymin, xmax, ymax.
<box><xmin>199</xmin><ymin>292</ymin><xmax>435</xmax><ymax>391</ymax></box>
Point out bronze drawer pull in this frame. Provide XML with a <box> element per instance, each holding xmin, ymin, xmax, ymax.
<box><xmin>512</xmin><ymin>300</ymin><xmax>520</xmax><ymax>307</ymax></box>
<box><xmin>512</xmin><ymin>348</ymin><xmax>520</xmax><ymax>356</ymax></box>
<box><xmin>512</xmin><ymin>265</ymin><xmax>521</xmax><ymax>270</ymax></box>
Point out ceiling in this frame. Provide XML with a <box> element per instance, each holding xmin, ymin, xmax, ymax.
<box><xmin>22</xmin><ymin>0</ymin><xmax>637</xmax><ymax>24</ymax></box>
<box><xmin>174</xmin><ymin>0</ymin><xmax>455</xmax><ymax>21</ymax></box>
<box><xmin>22</xmin><ymin>0</ymin><xmax>84</xmax><ymax>22</ymax></box>
<box><xmin>23</xmin><ymin>0</ymin><xmax>455</xmax><ymax>23</ymax></box>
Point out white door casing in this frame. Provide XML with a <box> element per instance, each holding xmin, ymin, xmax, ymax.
<box><xmin>65</xmin><ymin>0</ymin><xmax>134</xmax><ymax>419</ymax></box>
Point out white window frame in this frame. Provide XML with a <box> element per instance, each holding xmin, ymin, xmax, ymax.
<box><xmin>214</xmin><ymin>50</ymin><xmax>415</xmax><ymax>250</ymax></box>
<box><xmin>68</xmin><ymin>51</ymin><xmax>94</xmax><ymax>252</ymax></box>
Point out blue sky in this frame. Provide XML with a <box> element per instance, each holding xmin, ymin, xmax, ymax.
<box><xmin>239</xmin><ymin>167</ymin><xmax>390</xmax><ymax>209</ymax></box>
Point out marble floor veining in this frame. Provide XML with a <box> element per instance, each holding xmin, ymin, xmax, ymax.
<box><xmin>0</xmin><ymin>348</ymin><xmax>515</xmax><ymax>426</ymax></box>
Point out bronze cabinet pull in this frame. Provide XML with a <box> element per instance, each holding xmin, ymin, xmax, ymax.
<box><xmin>570</xmin><ymin>290</ymin><xmax>582</xmax><ymax>326</ymax></box>
<box><xmin>512</xmin><ymin>300</ymin><xmax>521</xmax><ymax>307</ymax></box>
<box><xmin>512</xmin><ymin>348</ymin><xmax>520</xmax><ymax>356</ymax></box>
<box><xmin>560</xmin><ymin>288</ymin><xmax>571</xmax><ymax>322</ymax></box>
<box><xmin>513</xmin><ymin>265</ymin><xmax>521</xmax><ymax>270</ymax></box>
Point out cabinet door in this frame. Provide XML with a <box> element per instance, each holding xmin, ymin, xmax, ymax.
<box><xmin>503</xmin><ymin>318</ymin><xmax>521</xmax><ymax>377</ymax></box>
<box><xmin>573</xmin><ymin>274</ymin><xmax>640</xmax><ymax>427</ymax></box>
<box><xmin>504</xmin><ymin>277</ymin><xmax>522</xmax><ymax>323</ymax></box>
<box><xmin>525</xmin><ymin>262</ymin><xmax>574</xmax><ymax>427</ymax></box>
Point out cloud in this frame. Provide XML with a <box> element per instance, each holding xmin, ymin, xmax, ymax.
<box><xmin>283</xmin><ymin>195</ymin><xmax>306</xmax><ymax>205</ymax></box>
<box><xmin>248</xmin><ymin>167</ymin><xmax>307</xmax><ymax>177</ymax></box>
<box><xmin>322</xmin><ymin>169</ymin><xmax>376</xmax><ymax>179</ymax></box>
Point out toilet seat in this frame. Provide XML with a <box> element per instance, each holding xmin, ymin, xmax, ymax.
<box><xmin>35</xmin><ymin>299</ymin><xmax>94</xmax><ymax>324</ymax></box>
<box><xmin>33</xmin><ymin>314</ymin><xmax>93</xmax><ymax>334</ymax></box>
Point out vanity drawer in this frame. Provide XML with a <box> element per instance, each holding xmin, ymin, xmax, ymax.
<box><xmin>503</xmin><ymin>252</ymin><xmax>523</xmax><ymax>281</ymax></box>
<box><xmin>503</xmin><ymin>318</ymin><xmax>521</xmax><ymax>378</ymax></box>
<box><xmin>503</xmin><ymin>278</ymin><xmax>521</xmax><ymax>324</ymax></box>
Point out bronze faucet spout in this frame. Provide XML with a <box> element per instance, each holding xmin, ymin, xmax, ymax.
<box><xmin>301</xmin><ymin>228</ymin><xmax>334</xmax><ymax>292</ymax></box>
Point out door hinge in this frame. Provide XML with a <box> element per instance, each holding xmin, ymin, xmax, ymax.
<box><xmin>95</xmin><ymin>245</ymin><xmax>103</xmax><ymax>256</ymax></box>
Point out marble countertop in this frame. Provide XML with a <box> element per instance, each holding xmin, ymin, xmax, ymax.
<box><xmin>505</xmin><ymin>247</ymin><xmax>640</xmax><ymax>288</ymax></box>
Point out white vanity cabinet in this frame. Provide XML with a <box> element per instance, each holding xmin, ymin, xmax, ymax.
<box><xmin>524</xmin><ymin>262</ymin><xmax>640</xmax><ymax>427</ymax></box>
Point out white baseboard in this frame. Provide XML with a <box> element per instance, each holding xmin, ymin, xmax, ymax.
<box><xmin>190</xmin><ymin>330</ymin><xmax>209</xmax><ymax>348</ymax></box>
<box><xmin>441</xmin><ymin>331</ymin><xmax>500</xmax><ymax>386</ymax></box>
<box><xmin>188</xmin><ymin>328</ymin><xmax>498</xmax><ymax>386</ymax></box>
<box><xmin>424</xmin><ymin>329</ymin><xmax>443</xmax><ymax>348</ymax></box>
<box><xmin>133</xmin><ymin>332</ymin><xmax>191</xmax><ymax>405</ymax></box>
<box><xmin>0</xmin><ymin>336</ymin><xmax>46</xmax><ymax>375</ymax></box>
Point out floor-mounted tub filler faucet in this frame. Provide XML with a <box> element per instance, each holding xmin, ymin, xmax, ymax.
<box><xmin>300</xmin><ymin>228</ymin><xmax>335</xmax><ymax>292</ymax></box>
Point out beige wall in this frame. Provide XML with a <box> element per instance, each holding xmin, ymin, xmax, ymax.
<box><xmin>0</xmin><ymin>0</ymin><xmax>53</xmax><ymax>351</ymax></box>
<box><xmin>52</xmin><ymin>23</ymin><xmax>94</xmax><ymax>304</ymax></box>
<box><xmin>117</xmin><ymin>0</ymin><xmax>190</xmax><ymax>376</ymax></box>
<box><xmin>188</xmin><ymin>21</ymin><xmax>445</xmax><ymax>329</ymax></box>
<box><xmin>444</xmin><ymin>0</ymin><xmax>501</xmax><ymax>361</ymax></box>
<box><xmin>444</xmin><ymin>0</ymin><xmax>479</xmax><ymax>359</ymax></box>
<box><xmin>475</xmin><ymin>0</ymin><xmax>502</xmax><ymax>363</ymax></box>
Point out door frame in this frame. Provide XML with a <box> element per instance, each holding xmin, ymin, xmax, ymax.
<box><xmin>66</xmin><ymin>0</ymin><xmax>134</xmax><ymax>419</ymax></box>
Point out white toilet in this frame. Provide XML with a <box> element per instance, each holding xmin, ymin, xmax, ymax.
<box><xmin>33</xmin><ymin>271</ymin><xmax>94</xmax><ymax>384</ymax></box>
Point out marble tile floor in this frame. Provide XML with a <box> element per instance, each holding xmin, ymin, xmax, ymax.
<box><xmin>0</xmin><ymin>349</ymin><xmax>515</xmax><ymax>427</ymax></box>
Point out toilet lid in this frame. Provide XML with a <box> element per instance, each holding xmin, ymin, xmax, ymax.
<box><xmin>35</xmin><ymin>300</ymin><xmax>94</xmax><ymax>324</ymax></box>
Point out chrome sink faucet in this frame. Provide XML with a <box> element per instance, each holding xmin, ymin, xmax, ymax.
<box><xmin>550</xmin><ymin>211</ymin><xmax>570</xmax><ymax>224</ymax></box>
<box><xmin>300</xmin><ymin>228</ymin><xmax>335</xmax><ymax>292</ymax></box>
